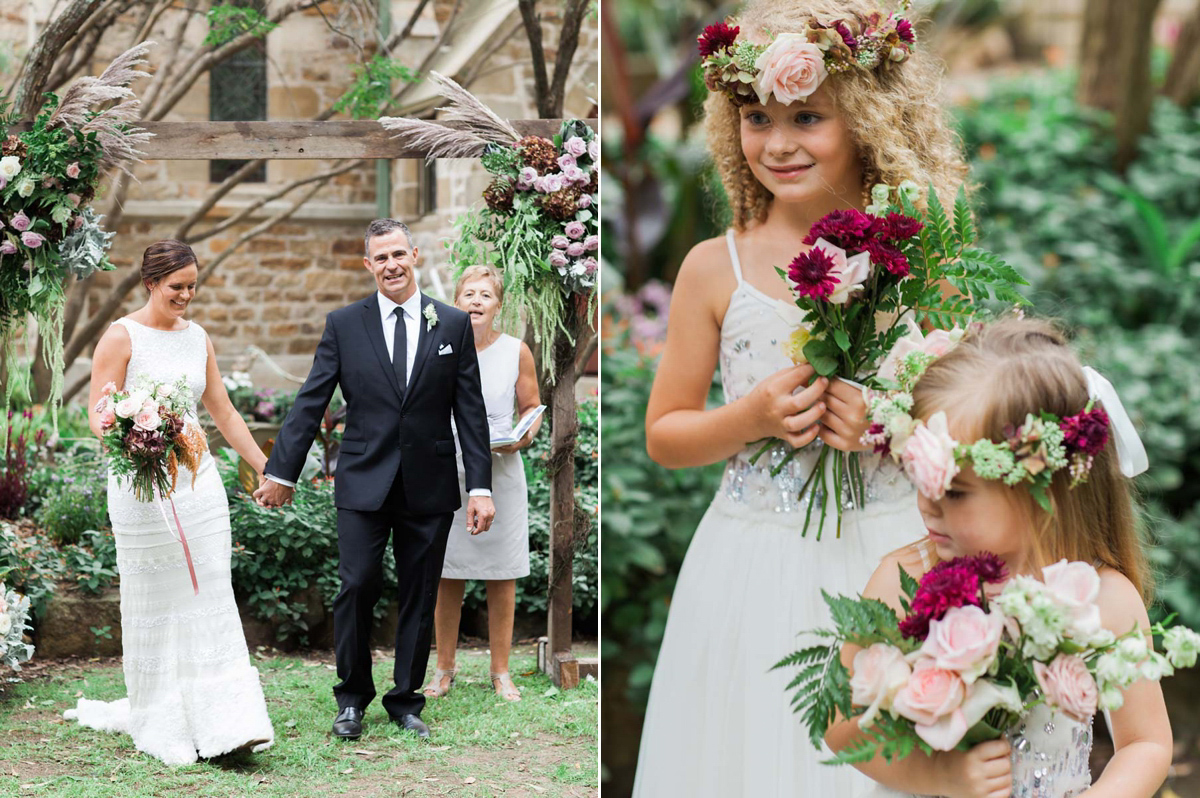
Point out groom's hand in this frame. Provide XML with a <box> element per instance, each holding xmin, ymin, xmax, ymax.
<box><xmin>253</xmin><ymin>480</ymin><xmax>295</xmax><ymax>508</ymax></box>
<box><xmin>466</xmin><ymin>496</ymin><xmax>495</xmax><ymax>536</ymax></box>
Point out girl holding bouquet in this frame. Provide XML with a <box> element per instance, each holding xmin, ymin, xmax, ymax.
<box><xmin>635</xmin><ymin>0</ymin><xmax>968</xmax><ymax>794</ymax></box>
<box><xmin>829</xmin><ymin>317</ymin><xmax>1171</xmax><ymax>798</ymax></box>
<box><xmin>65</xmin><ymin>240</ymin><xmax>275</xmax><ymax>765</ymax></box>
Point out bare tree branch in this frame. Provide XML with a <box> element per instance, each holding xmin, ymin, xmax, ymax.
<box><xmin>547</xmin><ymin>0</ymin><xmax>589</xmax><ymax>118</ymax></box>
<box><xmin>516</xmin><ymin>0</ymin><xmax>551</xmax><ymax>115</ymax></box>
<box><xmin>394</xmin><ymin>0</ymin><xmax>433</xmax><ymax>48</ymax></box>
<box><xmin>173</xmin><ymin>159</ymin><xmax>267</xmax><ymax>239</ymax></box>
<box><xmin>1164</xmin><ymin>2</ymin><xmax>1200</xmax><ymax>106</ymax></box>
<box><xmin>14</xmin><ymin>0</ymin><xmax>106</xmax><ymax>117</ymax></box>
<box><xmin>130</xmin><ymin>0</ymin><xmax>174</xmax><ymax>50</ymax></box>
<box><xmin>42</xmin><ymin>0</ymin><xmax>132</xmax><ymax>93</ymax></box>
<box><xmin>139</xmin><ymin>0</ymin><xmax>199</xmax><ymax>113</ymax></box>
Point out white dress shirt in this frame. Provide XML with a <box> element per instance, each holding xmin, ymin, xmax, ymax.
<box><xmin>267</xmin><ymin>289</ymin><xmax>489</xmax><ymax>498</ymax></box>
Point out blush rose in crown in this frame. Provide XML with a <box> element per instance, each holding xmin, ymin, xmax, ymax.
<box><xmin>776</xmin><ymin>553</ymin><xmax>1200</xmax><ymax>764</ymax></box>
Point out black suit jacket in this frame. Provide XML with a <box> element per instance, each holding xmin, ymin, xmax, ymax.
<box><xmin>266</xmin><ymin>292</ymin><xmax>492</xmax><ymax>514</ymax></box>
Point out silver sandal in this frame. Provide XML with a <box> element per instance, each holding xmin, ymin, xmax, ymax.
<box><xmin>422</xmin><ymin>668</ymin><xmax>457</xmax><ymax>698</ymax></box>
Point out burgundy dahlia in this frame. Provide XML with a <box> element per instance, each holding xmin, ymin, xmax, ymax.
<box><xmin>1061</xmin><ymin>406</ymin><xmax>1110</xmax><ymax>457</ymax></box>
<box><xmin>863</xmin><ymin>239</ymin><xmax>910</xmax><ymax>278</ymax></box>
<box><xmin>873</xmin><ymin>212</ymin><xmax>923</xmax><ymax>243</ymax></box>
<box><xmin>697</xmin><ymin>23</ymin><xmax>739</xmax><ymax>57</ymax></box>
<box><xmin>895</xmin><ymin>18</ymin><xmax>915</xmax><ymax>44</ymax></box>
<box><xmin>910</xmin><ymin>561</ymin><xmax>982</xmax><ymax>619</ymax></box>
<box><xmin>787</xmin><ymin>247</ymin><xmax>839</xmax><ymax>300</ymax></box>
<box><xmin>969</xmin><ymin>552</ymin><xmax>1009</xmax><ymax>584</ymax></box>
<box><xmin>803</xmin><ymin>209</ymin><xmax>873</xmax><ymax>248</ymax></box>
<box><xmin>898</xmin><ymin>612</ymin><xmax>930</xmax><ymax>640</ymax></box>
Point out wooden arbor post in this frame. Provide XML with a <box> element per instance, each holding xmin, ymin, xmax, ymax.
<box><xmin>97</xmin><ymin>117</ymin><xmax>597</xmax><ymax>687</ymax></box>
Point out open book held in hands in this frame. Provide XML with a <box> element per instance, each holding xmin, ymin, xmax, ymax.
<box><xmin>491</xmin><ymin>405</ymin><xmax>546</xmax><ymax>449</ymax></box>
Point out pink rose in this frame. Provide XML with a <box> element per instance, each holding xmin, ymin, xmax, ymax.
<box><xmin>99</xmin><ymin>408</ymin><xmax>117</xmax><ymax>429</ymax></box>
<box><xmin>577</xmin><ymin>194</ymin><xmax>593</xmax><ymax>209</ymax></box>
<box><xmin>920</xmin><ymin>605</ymin><xmax>1004</xmax><ymax>683</ymax></box>
<box><xmin>1042</xmin><ymin>559</ymin><xmax>1103</xmax><ymax>641</ymax></box>
<box><xmin>753</xmin><ymin>34</ymin><xmax>829</xmax><ymax>105</ymax></box>
<box><xmin>72</xmin><ymin>214</ymin><xmax>85</xmax><ymax>230</ymax></box>
<box><xmin>65</xmin><ymin>162</ymin><xmax>81</xmax><ymax>179</ymax></box>
<box><xmin>0</xmin><ymin>240</ymin><xmax>15</xmax><ymax>256</ymax></box>
<box><xmin>584</xmin><ymin>235</ymin><xmax>599</xmax><ymax>251</ymax></box>
<box><xmin>567</xmin><ymin>242</ymin><xmax>586</xmax><ymax>257</ymax></box>
<box><xmin>582</xmin><ymin>257</ymin><xmax>598</xmax><ymax>275</ymax></box>
<box><xmin>134</xmin><ymin>408</ymin><xmax>161</xmax><ymax>431</ymax></box>
<box><xmin>588</xmin><ymin>139</ymin><xmax>599</xmax><ymax>161</ymax></box>
<box><xmin>877</xmin><ymin>326</ymin><xmax>963</xmax><ymax>384</ymax></box>
<box><xmin>892</xmin><ymin>658</ymin><xmax>966</xmax><ymax>729</ymax></box>
<box><xmin>558</xmin><ymin>153</ymin><xmax>577</xmax><ymax>171</ymax></box>
<box><xmin>810</xmin><ymin>238</ymin><xmax>870</xmax><ymax>305</ymax></box>
<box><xmin>67</xmin><ymin>193</ymin><xmax>81</xmax><ymax>208</ymax></box>
<box><xmin>549</xmin><ymin>251</ymin><xmax>568</xmax><ymax>268</ymax></box>
<box><xmin>101</xmin><ymin>381</ymin><xmax>118</xmax><ymax>396</ymax></box>
<box><xmin>551</xmin><ymin>235</ymin><xmax>570</xmax><ymax>250</ymax></box>
<box><xmin>10</xmin><ymin>211</ymin><xmax>30</xmax><ymax>232</ymax></box>
<box><xmin>565</xmin><ymin>221</ymin><xmax>586</xmax><ymax>239</ymax></box>
<box><xmin>1034</xmin><ymin>654</ymin><xmax>1098</xmax><ymax>722</ymax></box>
<box><xmin>902</xmin><ymin>411</ymin><xmax>960</xmax><ymax>499</ymax></box>
<box><xmin>564</xmin><ymin>136</ymin><xmax>587</xmax><ymax>157</ymax></box>
<box><xmin>563</xmin><ymin>165</ymin><xmax>587</xmax><ymax>185</ymax></box>
<box><xmin>114</xmin><ymin>395</ymin><xmax>141</xmax><ymax>419</ymax></box>
<box><xmin>20</xmin><ymin>231</ymin><xmax>44</xmax><ymax>249</ymax></box>
<box><xmin>850</xmin><ymin>643</ymin><xmax>911</xmax><ymax>727</ymax></box>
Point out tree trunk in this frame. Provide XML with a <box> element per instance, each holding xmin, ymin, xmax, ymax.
<box><xmin>1076</xmin><ymin>0</ymin><xmax>1163</xmax><ymax>171</ymax></box>
<box><xmin>1163</xmin><ymin>2</ymin><xmax>1200</xmax><ymax>107</ymax></box>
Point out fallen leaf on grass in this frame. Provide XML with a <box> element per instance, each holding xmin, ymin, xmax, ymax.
<box><xmin>353</xmin><ymin>750</ymin><xmax>378</xmax><ymax>758</ymax></box>
<box><xmin>284</xmin><ymin>720</ymin><xmax>297</xmax><ymax>728</ymax></box>
<box><xmin>463</xmin><ymin>777</ymin><xmax>477</xmax><ymax>784</ymax></box>
<box><xmin>509</xmin><ymin>732</ymin><xmax>520</xmax><ymax>738</ymax></box>
<box><xmin>542</xmin><ymin>686</ymin><xmax>559</xmax><ymax>698</ymax></box>
<box><xmin>325</xmin><ymin>664</ymin><xmax>337</xmax><ymax>670</ymax></box>
<box><xmin>340</xmin><ymin>767</ymin><xmax>354</xmax><ymax>774</ymax></box>
<box><xmin>422</xmin><ymin>777</ymin><xmax>440</xmax><ymax>782</ymax></box>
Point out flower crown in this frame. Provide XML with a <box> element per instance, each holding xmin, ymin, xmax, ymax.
<box><xmin>697</xmin><ymin>6</ymin><xmax>916</xmax><ymax>106</ymax></box>
<box><xmin>862</xmin><ymin>337</ymin><xmax>1112</xmax><ymax>510</ymax></box>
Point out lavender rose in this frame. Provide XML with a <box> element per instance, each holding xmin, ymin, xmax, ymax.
<box><xmin>584</xmin><ymin>235</ymin><xmax>599</xmax><ymax>251</ymax></box>
<box><xmin>10</xmin><ymin>211</ymin><xmax>30</xmax><ymax>232</ymax></box>
<box><xmin>551</xmin><ymin>235</ymin><xmax>570</xmax><ymax>250</ymax></box>
<box><xmin>20</xmin><ymin>231</ymin><xmax>44</xmax><ymax>249</ymax></box>
<box><xmin>564</xmin><ymin>137</ymin><xmax>587</xmax><ymax>158</ymax></box>
<box><xmin>564</xmin><ymin>220</ymin><xmax>586</xmax><ymax>239</ymax></box>
<box><xmin>566</xmin><ymin>242</ymin><xmax>586</xmax><ymax>257</ymax></box>
<box><xmin>549</xmin><ymin>251</ymin><xmax>569</xmax><ymax>268</ymax></box>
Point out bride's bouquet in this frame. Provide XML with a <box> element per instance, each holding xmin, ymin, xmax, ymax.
<box><xmin>777</xmin><ymin>554</ymin><xmax>1200</xmax><ymax>764</ymax></box>
<box><xmin>0</xmin><ymin>580</ymin><xmax>33</xmax><ymax>670</ymax></box>
<box><xmin>762</xmin><ymin>184</ymin><xmax>1025</xmax><ymax>538</ymax></box>
<box><xmin>96</xmin><ymin>375</ymin><xmax>208</xmax><ymax>594</ymax></box>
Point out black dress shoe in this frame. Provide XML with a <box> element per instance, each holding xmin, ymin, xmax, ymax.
<box><xmin>396</xmin><ymin>713</ymin><xmax>430</xmax><ymax>739</ymax></box>
<box><xmin>332</xmin><ymin>707</ymin><xmax>364</xmax><ymax>739</ymax></box>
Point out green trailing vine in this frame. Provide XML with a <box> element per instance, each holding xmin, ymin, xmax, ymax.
<box><xmin>203</xmin><ymin>4</ymin><xmax>278</xmax><ymax>48</ymax></box>
<box><xmin>333</xmin><ymin>56</ymin><xmax>418</xmax><ymax>120</ymax></box>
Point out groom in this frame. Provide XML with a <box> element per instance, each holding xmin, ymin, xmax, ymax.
<box><xmin>254</xmin><ymin>218</ymin><xmax>495</xmax><ymax>740</ymax></box>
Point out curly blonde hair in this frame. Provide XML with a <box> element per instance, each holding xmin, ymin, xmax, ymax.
<box><xmin>705</xmin><ymin>0</ymin><xmax>968</xmax><ymax>231</ymax></box>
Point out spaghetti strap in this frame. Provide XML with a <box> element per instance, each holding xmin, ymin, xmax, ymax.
<box><xmin>724</xmin><ymin>229</ymin><xmax>744</xmax><ymax>286</ymax></box>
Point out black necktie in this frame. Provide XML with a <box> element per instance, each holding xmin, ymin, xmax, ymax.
<box><xmin>392</xmin><ymin>306</ymin><xmax>407</xmax><ymax>390</ymax></box>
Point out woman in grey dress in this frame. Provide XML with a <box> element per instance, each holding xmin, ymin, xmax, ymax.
<box><xmin>423</xmin><ymin>265</ymin><xmax>542</xmax><ymax>702</ymax></box>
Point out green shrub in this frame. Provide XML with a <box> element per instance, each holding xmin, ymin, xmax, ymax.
<box><xmin>33</xmin><ymin>458</ymin><xmax>109</xmax><ymax>546</ymax></box>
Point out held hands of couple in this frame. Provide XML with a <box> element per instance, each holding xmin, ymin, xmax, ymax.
<box><xmin>252</xmin><ymin>478</ymin><xmax>295</xmax><ymax>509</ymax></box>
<box><xmin>748</xmin><ymin>365</ymin><xmax>871</xmax><ymax>452</ymax></box>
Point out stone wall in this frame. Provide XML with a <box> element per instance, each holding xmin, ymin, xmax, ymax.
<box><xmin>4</xmin><ymin>1</ymin><xmax>598</xmax><ymax>389</ymax></box>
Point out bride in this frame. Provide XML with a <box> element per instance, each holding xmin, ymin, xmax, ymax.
<box><xmin>66</xmin><ymin>239</ymin><xmax>274</xmax><ymax>764</ymax></box>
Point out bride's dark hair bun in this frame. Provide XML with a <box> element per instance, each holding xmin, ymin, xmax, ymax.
<box><xmin>141</xmin><ymin>239</ymin><xmax>198</xmax><ymax>292</ymax></box>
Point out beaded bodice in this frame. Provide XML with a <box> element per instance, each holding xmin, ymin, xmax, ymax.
<box><xmin>1005</xmin><ymin>702</ymin><xmax>1093</xmax><ymax>797</ymax></box>
<box><xmin>715</xmin><ymin>231</ymin><xmax>912</xmax><ymax>514</ymax></box>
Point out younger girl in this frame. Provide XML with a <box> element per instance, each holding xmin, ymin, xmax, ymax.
<box><xmin>635</xmin><ymin>1</ymin><xmax>968</xmax><ymax>795</ymax></box>
<box><xmin>829</xmin><ymin>318</ymin><xmax>1171</xmax><ymax>798</ymax></box>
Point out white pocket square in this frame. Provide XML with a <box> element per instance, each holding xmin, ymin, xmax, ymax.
<box><xmin>438</xmin><ymin>343</ymin><xmax>453</xmax><ymax>355</ymax></box>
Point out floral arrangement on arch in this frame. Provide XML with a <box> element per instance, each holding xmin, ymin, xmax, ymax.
<box><xmin>379</xmin><ymin>72</ymin><xmax>598</xmax><ymax>379</ymax></box>
<box><xmin>0</xmin><ymin>42</ymin><xmax>152</xmax><ymax>418</ymax></box>
<box><xmin>778</xmin><ymin>553</ymin><xmax>1200</xmax><ymax>764</ymax></box>
<box><xmin>755</xmin><ymin>184</ymin><xmax>1026</xmax><ymax>539</ymax></box>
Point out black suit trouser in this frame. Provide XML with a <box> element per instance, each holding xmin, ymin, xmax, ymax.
<box><xmin>331</xmin><ymin>465</ymin><xmax>453</xmax><ymax>718</ymax></box>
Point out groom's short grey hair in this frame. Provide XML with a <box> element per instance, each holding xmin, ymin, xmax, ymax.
<box><xmin>364</xmin><ymin>218</ymin><xmax>414</xmax><ymax>256</ymax></box>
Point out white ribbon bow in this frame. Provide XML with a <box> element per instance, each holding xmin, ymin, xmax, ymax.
<box><xmin>1083</xmin><ymin>366</ymin><xmax>1148</xmax><ymax>478</ymax></box>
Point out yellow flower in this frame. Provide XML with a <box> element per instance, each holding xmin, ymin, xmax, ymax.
<box><xmin>782</xmin><ymin>326</ymin><xmax>812</xmax><ymax>365</ymax></box>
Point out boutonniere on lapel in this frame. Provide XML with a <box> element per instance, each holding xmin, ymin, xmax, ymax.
<box><xmin>423</xmin><ymin>304</ymin><xmax>439</xmax><ymax>332</ymax></box>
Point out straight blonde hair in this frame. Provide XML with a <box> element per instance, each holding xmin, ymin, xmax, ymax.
<box><xmin>454</xmin><ymin>264</ymin><xmax>505</xmax><ymax>305</ymax></box>
<box><xmin>910</xmin><ymin>318</ymin><xmax>1150</xmax><ymax>600</ymax></box>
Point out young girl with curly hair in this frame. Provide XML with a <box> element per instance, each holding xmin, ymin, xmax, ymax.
<box><xmin>634</xmin><ymin>1</ymin><xmax>970</xmax><ymax>794</ymax></box>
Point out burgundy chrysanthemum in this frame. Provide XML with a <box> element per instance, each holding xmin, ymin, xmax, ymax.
<box><xmin>697</xmin><ymin>23</ymin><xmax>740</xmax><ymax>57</ymax></box>
<box><xmin>873</xmin><ymin>212</ymin><xmax>924</xmax><ymax>243</ymax></box>
<box><xmin>1061</xmin><ymin>406</ymin><xmax>1110</xmax><ymax>456</ymax></box>
<box><xmin>910</xmin><ymin>562</ymin><xmax>982</xmax><ymax>619</ymax></box>
<box><xmin>803</xmin><ymin>209</ymin><xmax>874</xmax><ymax>248</ymax></box>
<box><xmin>864</xmin><ymin>422</ymin><xmax>890</xmax><ymax>456</ymax></box>
<box><xmin>969</xmin><ymin>552</ymin><xmax>1009</xmax><ymax>584</ymax></box>
<box><xmin>863</xmin><ymin>239</ymin><xmax>910</xmax><ymax>278</ymax></box>
<box><xmin>895</xmin><ymin>18</ymin><xmax>915</xmax><ymax>44</ymax></box>
<box><xmin>898</xmin><ymin>612</ymin><xmax>930</xmax><ymax>640</ymax></box>
<box><xmin>834</xmin><ymin>21</ymin><xmax>858</xmax><ymax>51</ymax></box>
<box><xmin>787</xmin><ymin>247</ymin><xmax>839</xmax><ymax>299</ymax></box>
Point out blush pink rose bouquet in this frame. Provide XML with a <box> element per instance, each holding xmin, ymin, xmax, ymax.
<box><xmin>98</xmin><ymin>374</ymin><xmax>209</xmax><ymax>594</ymax></box>
<box><xmin>752</xmin><ymin>185</ymin><xmax>1025</xmax><ymax>540</ymax></box>
<box><xmin>778</xmin><ymin>552</ymin><xmax>1199</xmax><ymax>765</ymax></box>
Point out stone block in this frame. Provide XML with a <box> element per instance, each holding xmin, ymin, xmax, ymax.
<box><xmin>232</xmin><ymin>307</ymin><xmax>256</xmax><ymax>321</ymax></box>
<box><xmin>269</xmin><ymin>85</ymin><xmax>320</xmax><ymax>119</ymax></box>
<box><xmin>36</xmin><ymin>586</ymin><xmax>123</xmax><ymax>658</ymax></box>
<box><xmin>262</xmin><ymin>305</ymin><xmax>290</xmax><ymax>322</ymax></box>
<box><xmin>304</xmin><ymin>272</ymin><xmax>347</xmax><ymax>291</ymax></box>
<box><xmin>269</xmin><ymin>323</ymin><xmax>300</xmax><ymax>337</ymax></box>
<box><xmin>331</xmin><ymin>237</ymin><xmax>361</xmax><ymax>255</ymax></box>
<box><xmin>241</xmin><ymin>273</ymin><xmax>272</xmax><ymax>287</ymax></box>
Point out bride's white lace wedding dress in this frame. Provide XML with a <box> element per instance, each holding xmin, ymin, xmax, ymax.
<box><xmin>64</xmin><ymin>318</ymin><xmax>274</xmax><ymax>765</ymax></box>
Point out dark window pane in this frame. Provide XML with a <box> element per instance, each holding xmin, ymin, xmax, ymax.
<box><xmin>209</xmin><ymin>12</ymin><xmax>268</xmax><ymax>183</ymax></box>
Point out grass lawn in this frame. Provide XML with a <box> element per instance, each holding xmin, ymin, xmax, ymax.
<box><xmin>0</xmin><ymin>644</ymin><xmax>597</xmax><ymax>797</ymax></box>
